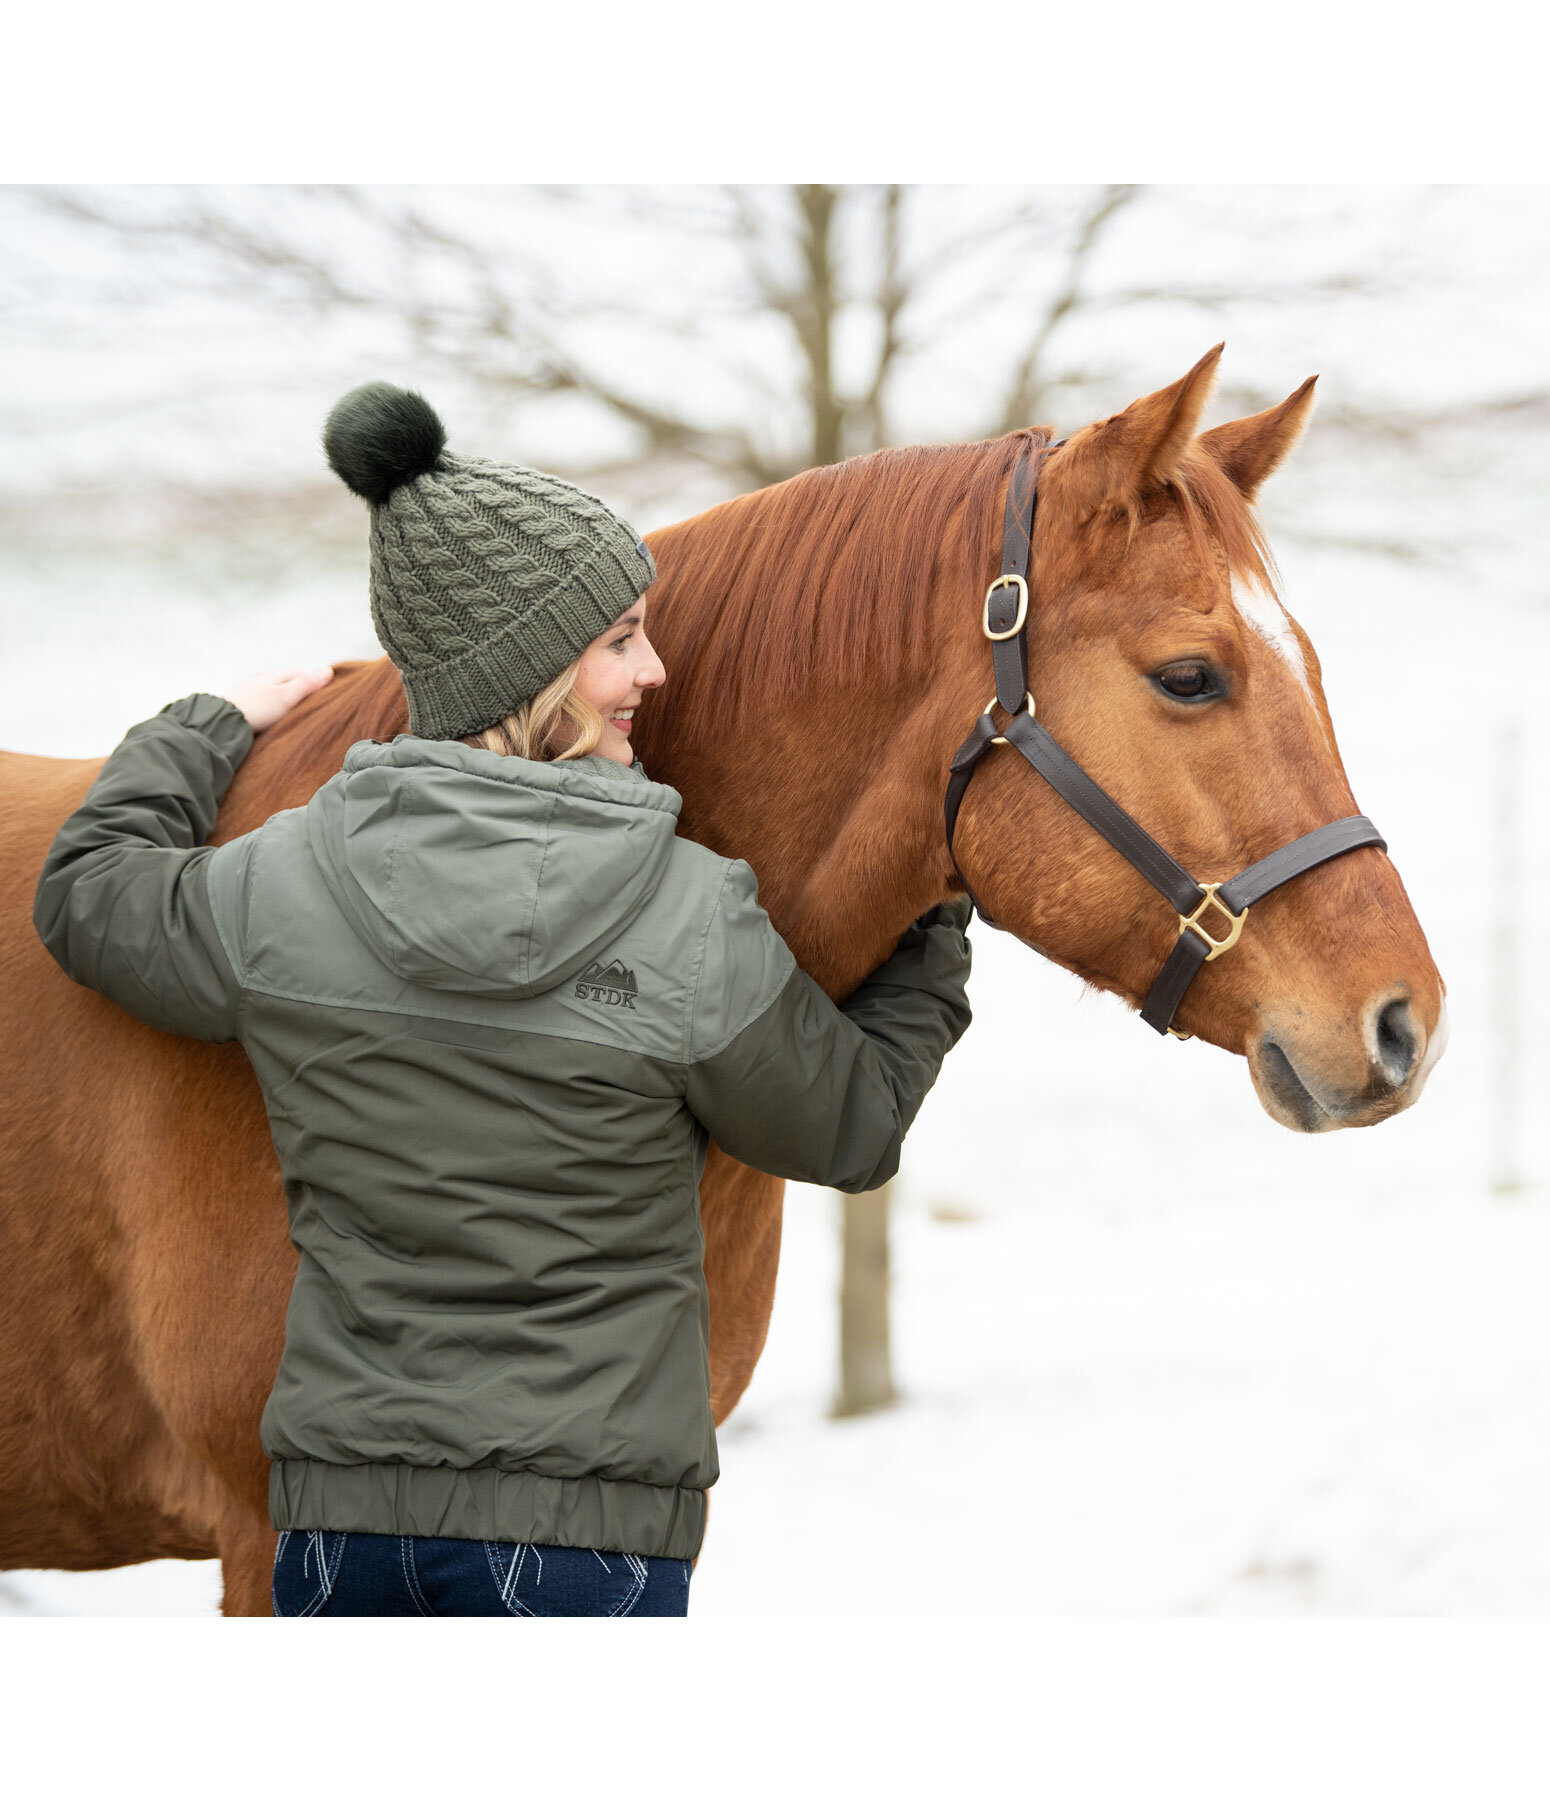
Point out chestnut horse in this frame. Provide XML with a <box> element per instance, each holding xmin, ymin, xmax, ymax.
<box><xmin>0</xmin><ymin>349</ymin><xmax>1445</xmax><ymax>1612</ymax></box>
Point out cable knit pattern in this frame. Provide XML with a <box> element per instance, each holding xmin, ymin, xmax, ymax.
<box><xmin>347</xmin><ymin>413</ymin><xmax>655</xmax><ymax>738</ymax></box>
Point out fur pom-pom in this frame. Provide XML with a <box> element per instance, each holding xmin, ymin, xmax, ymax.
<box><xmin>323</xmin><ymin>382</ymin><xmax>447</xmax><ymax>506</ymax></box>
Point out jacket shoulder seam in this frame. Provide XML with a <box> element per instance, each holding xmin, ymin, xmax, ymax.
<box><xmin>202</xmin><ymin>843</ymin><xmax>249</xmax><ymax>990</ymax></box>
<box><xmin>682</xmin><ymin>861</ymin><xmax>735</xmax><ymax>1063</ymax></box>
<box><xmin>691</xmin><ymin>950</ymin><xmax>801</xmax><ymax>1065</ymax></box>
<box><xmin>382</xmin><ymin>788</ymin><xmax>409</xmax><ymax>981</ymax></box>
<box><xmin>519</xmin><ymin>789</ymin><xmax>558</xmax><ymax>995</ymax></box>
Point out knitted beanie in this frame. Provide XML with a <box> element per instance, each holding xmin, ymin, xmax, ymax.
<box><xmin>323</xmin><ymin>382</ymin><xmax>657</xmax><ymax>739</ymax></box>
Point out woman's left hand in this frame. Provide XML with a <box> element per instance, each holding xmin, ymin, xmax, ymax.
<box><xmin>217</xmin><ymin>665</ymin><xmax>336</xmax><ymax>732</ymax></box>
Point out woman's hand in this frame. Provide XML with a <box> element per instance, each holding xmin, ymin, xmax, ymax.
<box><xmin>217</xmin><ymin>666</ymin><xmax>336</xmax><ymax>732</ymax></box>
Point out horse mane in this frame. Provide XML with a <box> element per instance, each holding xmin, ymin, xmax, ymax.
<box><xmin>642</xmin><ymin>431</ymin><xmax>1044</xmax><ymax>748</ymax></box>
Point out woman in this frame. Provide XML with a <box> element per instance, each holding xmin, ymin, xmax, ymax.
<box><xmin>32</xmin><ymin>383</ymin><xmax>972</xmax><ymax>1618</ymax></box>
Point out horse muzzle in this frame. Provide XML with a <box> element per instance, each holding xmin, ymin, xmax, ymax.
<box><xmin>1248</xmin><ymin>986</ymin><xmax>1450</xmax><ymax>1133</ymax></box>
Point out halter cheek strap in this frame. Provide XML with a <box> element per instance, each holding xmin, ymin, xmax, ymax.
<box><xmin>943</xmin><ymin>435</ymin><xmax>1387</xmax><ymax>1038</ymax></box>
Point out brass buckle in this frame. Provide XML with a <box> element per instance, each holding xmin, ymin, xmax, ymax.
<box><xmin>982</xmin><ymin>573</ymin><xmax>1029</xmax><ymax>641</ymax></box>
<box><xmin>981</xmin><ymin>689</ymin><xmax>1034</xmax><ymax>746</ymax></box>
<box><xmin>1177</xmin><ymin>882</ymin><xmax>1247</xmax><ymax>962</ymax></box>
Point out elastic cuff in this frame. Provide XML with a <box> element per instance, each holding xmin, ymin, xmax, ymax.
<box><xmin>909</xmin><ymin>896</ymin><xmax>972</xmax><ymax>936</ymax></box>
<box><xmin>158</xmin><ymin>691</ymin><xmax>256</xmax><ymax>765</ymax></box>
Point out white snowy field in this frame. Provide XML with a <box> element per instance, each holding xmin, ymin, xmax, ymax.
<box><xmin>1</xmin><ymin>525</ymin><xmax>1545</xmax><ymax>1617</ymax></box>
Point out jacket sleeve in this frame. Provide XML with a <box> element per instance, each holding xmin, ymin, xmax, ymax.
<box><xmin>32</xmin><ymin>691</ymin><xmax>255</xmax><ymax>1042</ymax></box>
<box><xmin>682</xmin><ymin>864</ymin><xmax>973</xmax><ymax>1193</ymax></box>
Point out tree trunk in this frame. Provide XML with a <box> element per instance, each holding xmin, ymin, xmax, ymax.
<box><xmin>794</xmin><ymin>184</ymin><xmax>845</xmax><ymax>470</ymax></box>
<box><xmin>832</xmin><ymin>1183</ymin><xmax>897</xmax><ymax>1417</ymax></box>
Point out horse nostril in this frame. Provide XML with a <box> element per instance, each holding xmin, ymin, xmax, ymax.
<box><xmin>1373</xmin><ymin>997</ymin><xmax>1420</xmax><ymax>1089</ymax></box>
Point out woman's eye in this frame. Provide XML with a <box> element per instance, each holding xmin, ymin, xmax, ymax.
<box><xmin>611</xmin><ymin>634</ymin><xmax>634</xmax><ymax>654</ymax></box>
<box><xmin>1155</xmin><ymin>663</ymin><xmax>1218</xmax><ymax>701</ymax></box>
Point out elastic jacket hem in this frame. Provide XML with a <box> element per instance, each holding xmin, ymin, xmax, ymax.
<box><xmin>269</xmin><ymin>1456</ymin><xmax>707</xmax><ymax>1561</ymax></box>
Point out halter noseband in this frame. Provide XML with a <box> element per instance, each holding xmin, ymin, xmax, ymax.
<box><xmin>943</xmin><ymin>432</ymin><xmax>1387</xmax><ymax>1039</ymax></box>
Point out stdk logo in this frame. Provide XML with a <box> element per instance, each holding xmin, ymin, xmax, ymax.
<box><xmin>575</xmin><ymin>958</ymin><xmax>638</xmax><ymax>1009</ymax></box>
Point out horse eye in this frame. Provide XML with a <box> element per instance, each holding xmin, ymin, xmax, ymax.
<box><xmin>1156</xmin><ymin>663</ymin><xmax>1217</xmax><ymax>701</ymax></box>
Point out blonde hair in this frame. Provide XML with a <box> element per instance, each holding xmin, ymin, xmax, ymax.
<box><xmin>459</xmin><ymin>660</ymin><xmax>606</xmax><ymax>762</ymax></box>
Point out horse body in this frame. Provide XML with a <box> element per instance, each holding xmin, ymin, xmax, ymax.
<box><xmin>0</xmin><ymin>352</ymin><xmax>1445</xmax><ymax>1610</ymax></box>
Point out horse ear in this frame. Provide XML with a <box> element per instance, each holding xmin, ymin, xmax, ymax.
<box><xmin>1198</xmin><ymin>375</ymin><xmax>1318</xmax><ymax>500</ymax></box>
<box><xmin>1060</xmin><ymin>344</ymin><xmax>1224</xmax><ymax>513</ymax></box>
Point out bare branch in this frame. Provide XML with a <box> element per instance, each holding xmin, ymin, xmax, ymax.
<box><xmin>722</xmin><ymin>185</ymin><xmax>792</xmax><ymax>312</ymax></box>
<box><xmin>894</xmin><ymin>193</ymin><xmax>1053</xmax><ymax>296</ymax></box>
<box><xmin>994</xmin><ymin>184</ymin><xmax>1139</xmax><ymax>435</ymax></box>
<box><xmin>1275</xmin><ymin>526</ymin><xmax>1461</xmax><ymax>566</ymax></box>
<box><xmin>1087</xmin><ymin>271</ymin><xmax>1414</xmax><ymax>314</ymax></box>
<box><xmin>855</xmin><ymin>184</ymin><xmax>906</xmax><ymax>452</ymax></box>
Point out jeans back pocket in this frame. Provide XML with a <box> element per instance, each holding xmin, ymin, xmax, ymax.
<box><xmin>272</xmin><ymin>1528</ymin><xmax>349</xmax><ymax>1617</ymax></box>
<box><xmin>481</xmin><ymin>1541</ymin><xmax>649</xmax><ymax>1617</ymax></box>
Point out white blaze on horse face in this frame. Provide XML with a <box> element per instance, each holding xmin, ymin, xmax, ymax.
<box><xmin>1230</xmin><ymin>575</ymin><xmax>1314</xmax><ymax>705</ymax></box>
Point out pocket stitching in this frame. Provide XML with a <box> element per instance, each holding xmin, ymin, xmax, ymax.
<box><xmin>277</xmin><ymin>1529</ymin><xmax>346</xmax><ymax>1618</ymax></box>
<box><xmin>270</xmin><ymin>1529</ymin><xmax>291</xmax><ymax>1616</ymax></box>
<box><xmin>482</xmin><ymin>1539</ymin><xmax>537</xmax><ymax>1617</ymax></box>
<box><xmin>608</xmin><ymin>1553</ymin><xmax>648</xmax><ymax>1617</ymax></box>
<box><xmin>401</xmin><ymin>1536</ymin><xmax>438</xmax><ymax>1617</ymax></box>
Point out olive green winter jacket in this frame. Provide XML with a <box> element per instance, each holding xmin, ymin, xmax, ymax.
<box><xmin>33</xmin><ymin>692</ymin><xmax>972</xmax><ymax>1559</ymax></box>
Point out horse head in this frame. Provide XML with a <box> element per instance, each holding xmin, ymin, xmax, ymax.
<box><xmin>940</xmin><ymin>346</ymin><xmax>1446</xmax><ymax>1130</ymax></box>
<box><xmin>639</xmin><ymin>345</ymin><xmax>1445</xmax><ymax>1134</ymax></box>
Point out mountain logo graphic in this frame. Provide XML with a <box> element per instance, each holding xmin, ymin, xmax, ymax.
<box><xmin>574</xmin><ymin>958</ymin><xmax>639</xmax><ymax>1010</ymax></box>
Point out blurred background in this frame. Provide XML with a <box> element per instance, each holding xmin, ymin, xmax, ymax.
<box><xmin>2</xmin><ymin>183</ymin><xmax>1547</xmax><ymax>1615</ymax></box>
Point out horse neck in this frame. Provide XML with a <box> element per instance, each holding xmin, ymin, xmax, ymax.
<box><xmin>641</xmin><ymin>563</ymin><xmax>989</xmax><ymax>998</ymax></box>
<box><xmin>669</xmin><ymin>718</ymin><xmax>965</xmax><ymax>998</ymax></box>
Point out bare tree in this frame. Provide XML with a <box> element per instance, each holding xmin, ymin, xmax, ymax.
<box><xmin>11</xmin><ymin>183</ymin><xmax>1544</xmax><ymax>574</ymax></box>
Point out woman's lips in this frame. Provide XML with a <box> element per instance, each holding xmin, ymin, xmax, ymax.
<box><xmin>610</xmin><ymin>717</ymin><xmax>632</xmax><ymax>735</ymax></box>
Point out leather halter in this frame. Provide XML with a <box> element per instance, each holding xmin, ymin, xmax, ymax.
<box><xmin>943</xmin><ymin>433</ymin><xmax>1388</xmax><ymax>1038</ymax></box>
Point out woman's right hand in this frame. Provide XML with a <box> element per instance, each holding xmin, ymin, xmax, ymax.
<box><xmin>218</xmin><ymin>665</ymin><xmax>336</xmax><ymax>732</ymax></box>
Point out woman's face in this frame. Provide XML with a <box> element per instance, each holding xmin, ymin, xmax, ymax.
<box><xmin>573</xmin><ymin>598</ymin><xmax>667</xmax><ymax>766</ymax></box>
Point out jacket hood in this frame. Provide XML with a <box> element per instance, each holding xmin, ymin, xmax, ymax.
<box><xmin>304</xmin><ymin>735</ymin><xmax>683</xmax><ymax>998</ymax></box>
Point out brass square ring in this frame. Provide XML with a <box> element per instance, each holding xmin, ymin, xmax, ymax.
<box><xmin>1177</xmin><ymin>882</ymin><xmax>1247</xmax><ymax>961</ymax></box>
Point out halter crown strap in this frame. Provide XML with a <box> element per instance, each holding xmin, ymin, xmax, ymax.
<box><xmin>986</xmin><ymin>447</ymin><xmax>1042</xmax><ymax>715</ymax></box>
<box><xmin>943</xmin><ymin>439</ymin><xmax>1389</xmax><ymax>1039</ymax></box>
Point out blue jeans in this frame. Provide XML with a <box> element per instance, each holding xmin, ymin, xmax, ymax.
<box><xmin>272</xmin><ymin>1529</ymin><xmax>691</xmax><ymax>1617</ymax></box>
